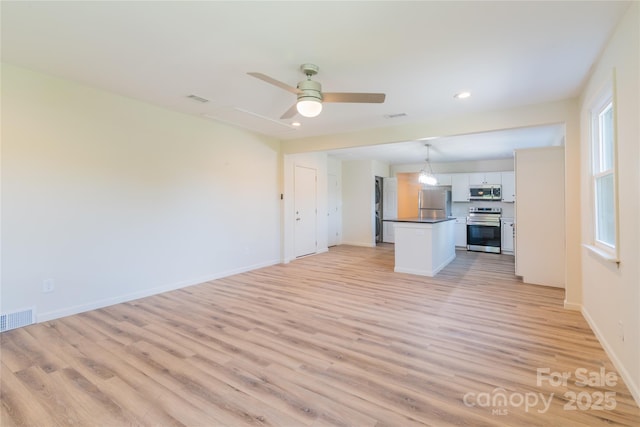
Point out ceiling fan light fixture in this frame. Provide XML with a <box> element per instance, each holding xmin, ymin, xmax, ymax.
<box><xmin>296</xmin><ymin>97</ymin><xmax>323</xmax><ymax>118</ymax></box>
<box><xmin>248</xmin><ymin>63</ymin><xmax>385</xmax><ymax>119</ymax></box>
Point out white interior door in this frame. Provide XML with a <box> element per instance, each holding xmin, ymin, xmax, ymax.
<box><xmin>327</xmin><ymin>173</ymin><xmax>339</xmax><ymax>247</ymax></box>
<box><xmin>294</xmin><ymin>165</ymin><xmax>317</xmax><ymax>257</ymax></box>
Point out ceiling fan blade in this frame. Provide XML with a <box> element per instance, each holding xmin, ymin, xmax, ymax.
<box><xmin>322</xmin><ymin>92</ymin><xmax>386</xmax><ymax>103</ymax></box>
<box><xmin>280</xmin><ymin>103</ymin><xmax>298</xmax><ymax>119</ymax></box>
<box><xmin>247</xmin><ymin>72</ymin><xmax>300</xmax><ymax>95</ymax></box>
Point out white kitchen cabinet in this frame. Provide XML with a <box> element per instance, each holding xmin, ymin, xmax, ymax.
<box><xmin>468</xmin><ymin>172</ymin><xmax>502</xmax><ymax>185</ymax></box>
<box><xmin>383</xmin><ymin>177</ymin><xmax>397</xmax><ymax>219</ymax></box>
<box><xmin>394</xmin><ymin>220</ymin><xmax>456</xmax><ymax>277</ymax></box>
<box><xmin>467</xmin><ymin>173</ymin><xmax>484</xmax><ymax>185</ymax></box>
<box><xmin>454</xmin><ymin>217</ymin><xmax>467</xmax><ymax>248</ymax></box>
<box><xmin>501</xmin><ymin>218</ymin><xmax>515</xmax><ymax>253</ymax></box>
<box><xmin>501</xmin><ymin>171</ymin><xmax>515</xmax><ymax>202</ymax></box>
<box><xmin>383</xmin><ymin>221</ymin><xmax>395</xmax><ymax>243</ymax></box>
<box><xmin>434</xmin><ymin>173</ymin><xmax>452</xmax><ymax>186</ymax></box>
<box><xmin>451</xmin><ymin>173</ymin><xmax>469</xmax><ymax>202</ymax></box>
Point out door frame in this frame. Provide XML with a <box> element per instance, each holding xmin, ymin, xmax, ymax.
<box><xmin>282</xmin><ymin>153</ymin><xmax>330</xmax><ymax>263</ymax></box>
<box><xmin>294</xmin><ymin>165</ymin><xmax>318</xmax><ymax>257</ymax></box>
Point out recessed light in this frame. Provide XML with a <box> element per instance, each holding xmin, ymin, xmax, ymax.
<box><xmin>291</xmin><ymin>122</ymin><xmax>301</xmax><ymax>127</ymax></box>
<box><xmin>454</xmin><ymin>91</ymin><xmax>471</xmax><ymax>99</ymax></box>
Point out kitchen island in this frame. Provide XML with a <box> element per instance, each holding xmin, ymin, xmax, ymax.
<box><xmin>389</xmin><ymin>218</ymin><xmax>456</xmax><ymax>277</ymax></box>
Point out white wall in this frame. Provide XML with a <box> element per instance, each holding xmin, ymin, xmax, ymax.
<box><xmin>578</xmin><ymin>3</ymin><xmax>639</xmax><ymax>404</ymax></box>
<box><xmin>515</xmin><ymin>147</ymin><xmax>565</xmax><ymax>287</ymax></box>
<box><xmin>1</xmin><ymin>63</ymin><xmax>281</xmax><ymax>322</ymax></box>
<box><xmin>342</xmin><ymin>160</ymin><xmax>376</xmax><ymax>247</ymax></box>
<box><xmin>327</xmin><ymin>156</ymin><xmax>343</xmax><ymax>245</ymax></box>
<box><xmin>372</xmin><ymin>160</ymin><xmax>390</xmax><ymax>178</ymax></box>
<box><xmin>282</xmin><ymin>152</ymin><xmax>329</xmax><ymax>262</ymax></box>
<box><xmin>280</xmin><ymin>101</ymin><xmax>576</xmax><ymax>156</ymax></box>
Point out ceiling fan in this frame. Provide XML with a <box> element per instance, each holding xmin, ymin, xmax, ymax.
<box><xmin>248</xmin><ymin>63</ymin><xmax>386</xmax><ymax>119</ymax></box>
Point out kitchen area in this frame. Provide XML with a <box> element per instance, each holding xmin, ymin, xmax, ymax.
<box><xmin>329</xmin><ymin>129</ymin><xmax>566</xmax><ymax>288</ymax></box>
<box><xmin>381</xmin><ymin>170</ymin><xmax>516</xmax><ymax>258</ymax></box>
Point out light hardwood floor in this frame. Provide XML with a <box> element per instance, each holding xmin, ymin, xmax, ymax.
<box><xmin>2</xmin><ymin>245</ymin><xmax>639</xmax><ymax>426</ymax></box>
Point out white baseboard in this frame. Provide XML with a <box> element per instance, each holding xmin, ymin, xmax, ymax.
<box><xmin>283</xmin><ymin>246</ymin><xmax>330</xmax><ymax>264</ymax></box>
<box><xmin>340</xmin><ymin>241</ymin><xmax>376</xmax><ymax>248</ymax></box>
<box><xmin>581</xmin><ymin>305</ymin><xmax>640</xmax><ymax>407</ymax></box>
<box><xmin>394</xmin><ymin>253</ymin><xmax>456</xmax><ymax>278</ymax></box>
<box><xmin>37</xmin><ymin>258</ymin><xmax>281</xmax><ymax>323</ymax></box>
<box><xmin>522</xmin><ymin>277</ymin><xmax>565</xmax><ymax>288</ymax></box>
<box><xmin>563</xmin><ymin>300</ymin><xmax>582</xmax><ymax>311</ymax></box>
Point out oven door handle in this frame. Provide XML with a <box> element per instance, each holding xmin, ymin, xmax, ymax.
<box><xmin>467</xmin><ymin>221</ymin><xmax>501</xmax><ymax>227</ymax></box>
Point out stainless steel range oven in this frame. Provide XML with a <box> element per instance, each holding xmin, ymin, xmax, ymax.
<box><xmin>467</xmin><ymin>207</ymin><xmax>501</xmax><ymax>253</ymax></box>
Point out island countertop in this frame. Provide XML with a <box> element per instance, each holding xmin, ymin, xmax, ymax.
<box><xmin>386</xmin><ymin>217</ymin><xmax>455</xmax><ymax>224</ymax></box>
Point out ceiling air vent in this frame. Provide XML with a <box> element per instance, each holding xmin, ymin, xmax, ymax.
<box><xmin>186</xmin><ymin>94</ymin><xmax>210</xmax><ymax>103</ymax></box>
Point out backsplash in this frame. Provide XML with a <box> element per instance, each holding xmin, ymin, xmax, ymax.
<box><xmin>452</xmin><ymin>201</ymin><xmax>515</xmax><ymax>218</ymax></box>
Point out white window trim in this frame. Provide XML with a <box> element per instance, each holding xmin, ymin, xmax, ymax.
<box><xmin>583</xmin><ymin>243</ymin><xmax>619</xmax><ymax>263</ymax></box>
<box><xmin>584</xmin><ymin>69</ymin><xmax>620</xmax><ymax>264</ymax></box>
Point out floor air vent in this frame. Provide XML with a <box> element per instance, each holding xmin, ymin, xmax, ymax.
<box><xmin>0</xmin><ymin>308</ymin><xmax>35</xmax><ymax>332</ymax></box>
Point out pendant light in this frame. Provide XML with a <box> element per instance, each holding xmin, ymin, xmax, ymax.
<box><xmin>418</xmin><ymin>144</ymin><xmax>438</xmax><ymax>185</ymax></box>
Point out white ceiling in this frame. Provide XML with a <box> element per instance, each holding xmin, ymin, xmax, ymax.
<box><xmin>0</xmin><ymin>1</ymin><xmax>630</xmax><ymax>160</ymax></box>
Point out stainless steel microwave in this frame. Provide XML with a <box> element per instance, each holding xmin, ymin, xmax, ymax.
<box><xmin>469</xmin><ymin>185</ymin><xmax>501</xmax><ymax>201</ymax></box>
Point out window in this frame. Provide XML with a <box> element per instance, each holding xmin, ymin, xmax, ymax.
<box><xmin>589</xmin><ymin>81</ymin><xmax>618</xmax><ymax>259</ymax></box>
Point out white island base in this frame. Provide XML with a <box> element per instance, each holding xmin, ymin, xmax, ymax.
<box><xmin>393</xmin><ymin>219</ymin><xmax>456</xmax><ymax>277</ymax></box>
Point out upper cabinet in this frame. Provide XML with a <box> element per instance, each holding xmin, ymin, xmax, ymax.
<box><xmin>468</xmin><ymin>172</ymin><xmax>502</xmax><ymax>185</ymax></box>
<box><xmin>434</xmin><ymin>173</ymin><xmax>452</xmax><ymax>186</ymax></box>
<box><xmin>399</xmin><ymin>170</ymin><xmax>516</xmax><ymax>204</ymax></box>
<box><xmin>501</xmin><ymin>171</ymin><xmax>515</xmax><ymax>202</ymax></box>
<box><xmin>451</xmin><ymin>173</ymin><xmax>470</xmax><ymax>202</ymax></box>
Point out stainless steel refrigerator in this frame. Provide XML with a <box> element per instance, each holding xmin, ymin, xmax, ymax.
<box><xmin>418</xmin><ymin>188</ymin><xmax>452</xmax><ymax>219</ymax></box>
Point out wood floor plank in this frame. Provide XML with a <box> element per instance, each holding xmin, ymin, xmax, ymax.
<box><xmin>0</xmin><ymin>328</ymin><xmax>67</xmax><ymax>374</ymax></box>
<box><xmin>1</xmin><ymin>245</ymin><xmax>639</xmax><ymax>426</ymax></box>
<box><xmin>0</xmin><ymin>362</ymin><xmax>59</xmax><ymax>427</ymax></box>
<box><xmin>265</xmin><ymin>362</ymin><xmax>430</xmax><ymax>427</ymax></box>
<box><xmin>12</xmin><ymin>365</ymin><xmax>112</xmax><ymax>426</ymax></box>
